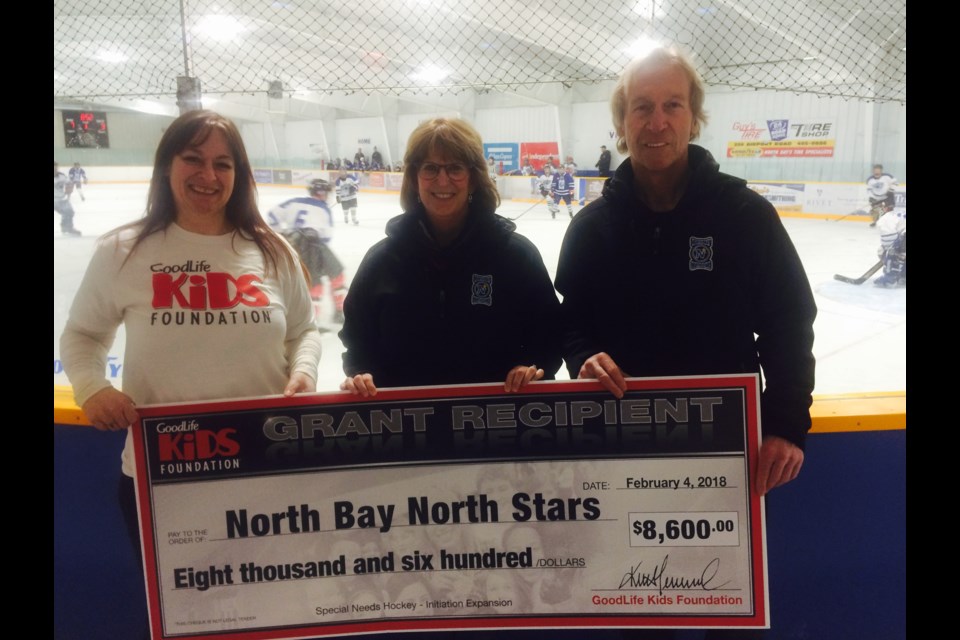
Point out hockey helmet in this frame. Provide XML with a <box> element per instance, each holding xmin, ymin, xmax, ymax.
<box><xmin>308</xmin><ymin>178</ymin><xmax>332</xmax><ymax>196</ymax></box>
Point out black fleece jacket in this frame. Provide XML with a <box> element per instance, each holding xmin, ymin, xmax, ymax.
<box><xmin>555</xmin><ymin>146</ymin><xmax>817</xmax><ymax>449</ymax></box>
<box><xmin>340</xmin><ymin>205</ymin><xmax>562</xmax><ymax>388</ymax></box>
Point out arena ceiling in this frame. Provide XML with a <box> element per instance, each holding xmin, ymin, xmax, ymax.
<box><xmin>54</xmin><ymin>0</ymin><xmax>906</xmax><ymax>123</ymax></box>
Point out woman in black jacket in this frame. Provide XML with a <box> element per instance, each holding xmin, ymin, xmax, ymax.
<box><xmin>339</xmin><ymin>117</ymin><xmax>561</xmax><ymax>396</ymax></box>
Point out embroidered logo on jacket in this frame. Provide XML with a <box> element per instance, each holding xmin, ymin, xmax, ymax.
<box><xmin>471</xmin><ymin>274</ymin><xmax>493</xmax><ymax>306</ymax></box>
<box><xmin>689</xmin><ymin>237</ymin><xmax>714</xmax><ymax>271</ymax></box>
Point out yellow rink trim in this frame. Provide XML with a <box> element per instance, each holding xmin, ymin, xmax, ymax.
<box><xmin>808</xmin><ymin>391</ymin><xmax>906</xmax><ymax>432</ymax></box>
<box><xmin>54</xmin><ymin>386</ymin><xmax>92</xmax><ymax>426</ymax></box>
<box><xmin>54</xmin><ymin>386</ymin><xmax>905</xmax><ymax>432</ymax></box>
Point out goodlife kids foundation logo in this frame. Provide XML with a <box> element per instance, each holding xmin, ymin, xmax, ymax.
<box><xmin>156</xmin><ymin>419</ymin><xmax>242</xmax><ymax>475</ymax></box>
<box><xmin>149</xmin><ymin>261</ymin><xmax>272</xmax><ymax>327</ymax></box>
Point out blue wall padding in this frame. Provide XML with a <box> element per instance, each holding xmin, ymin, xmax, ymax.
<box><xmin>53</xmin><ymin>425</ymin><xmax>905</xmax><ymax>640</ymax></box>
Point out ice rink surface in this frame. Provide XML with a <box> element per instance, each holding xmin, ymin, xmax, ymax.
<box><xmin>54</xmin><ymin>184</ymin><xmax>906</xmax><ymax>397</ymax></box>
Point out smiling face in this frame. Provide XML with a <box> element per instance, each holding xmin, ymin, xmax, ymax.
<box><xmin>417</xmin><ymin>149</ymin><xmax>472</xmax><ymax>230</ymax></box>
<box><xmin>620</xmin><ymin>61</ymin><xmax>694</xmax><ymax>180</ymax></box>
<box><xmin>168</xmin><ymin>128</ymin><xmax>236</xmax><ymax>234</ymax></box>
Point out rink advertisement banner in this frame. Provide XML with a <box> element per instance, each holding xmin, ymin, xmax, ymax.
<box><xmin>483</xmin><ymin>143</ymin><xmax>519</xmax><ymax>174</ymax></box>
<box><xmin>745</xmin><ymin>183</ymin><xmax>805</xmax><ymax>212</ymax></box>
<box><xmin>582</xmin><ymin>178</ymin><xmax>606</xmax><ymax>204</ymax></box>
<box><xmin>132</xmin><ymin>376</ymin><xmax>768</xmax><ymax>639</ymax></box>
<box><xmin>726</xmin><ymin>119</ymin><xmax>835</xmax><ymax>158</ymax></box>
<box><xmin>797</xmin><ymin>182</ymin><xmax>864</xmax><ymax>216</ymax></box>
<box><xmin>272</xmin><ymin>169</ymin><xmax>293</xmax><ymax>185</ymax></box>
<box><xmin>520</xmin><ymin>142</ymin><xmax>561</xmax><ymax>171</ymax></box>
<box><xmin>385</xmin><ymin>173</ymin><xmax>404</xmax><ymax>191</ymax></box>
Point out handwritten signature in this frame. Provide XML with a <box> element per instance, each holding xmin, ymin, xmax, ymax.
<box><xmin>618</xmin><ymin>555</ymin><xmax>730</xmax><ymax>594</ymax></box>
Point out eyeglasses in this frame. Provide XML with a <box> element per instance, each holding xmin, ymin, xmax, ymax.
<box><xmin>418</xmin><ymin>162</ymin><xmax>469</xmax><ymax>181</ymax></box>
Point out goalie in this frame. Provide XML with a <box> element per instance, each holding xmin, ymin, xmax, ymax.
<box><xmin>267</xmin><ymin>179</ymin><xmax>348</xmax><ymax>324</ymax></box>
<box><xmin>873</xmin><ymin>208</ymin><xmax>906</xmax><ymax>288</ymax></box>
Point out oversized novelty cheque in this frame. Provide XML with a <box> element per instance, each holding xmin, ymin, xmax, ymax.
<box><xmin>133</xmin><ymin>375</ymin><xmax>768</xmax><ymax>639</ymax></box>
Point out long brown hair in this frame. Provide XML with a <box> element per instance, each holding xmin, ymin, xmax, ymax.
<box><xmin>119</xmin><ymin>109</ymin><xmax>292</xmax><ymax>273</ymax></box>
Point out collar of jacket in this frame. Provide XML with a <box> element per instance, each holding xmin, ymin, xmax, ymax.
<box><xmin>601</xmin><ymin>144</ymin><xmax>745</xmax><ymax>215</ymax></box>
<box><xmin>385</xmin><ymin>204</ymin><xmax>516</xmax><ymax>257</ymax></box>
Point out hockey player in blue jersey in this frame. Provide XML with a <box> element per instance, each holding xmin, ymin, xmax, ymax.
<box><xmin>873</xmin><ymin>207</ymin><xmax>906</xmax><ymax>288</ymax></box>
<box><xmin>552</xmin><ymin>163</ymin><xmax>577</xmax><ymax>218</ymax></box>
<box><xmin>68</xmin><ymin>162</ymin><xmax>88</xmax><ymax>202</ymax></box>
<box><xmin>336</xmin><ymin>170</ymin><xmax>360</xmax><ymax>225</ymax></box>
<box><xmin>267</xmin><ymin>179</ymin><xmax>348</xmax><ymax>324</ymax></box>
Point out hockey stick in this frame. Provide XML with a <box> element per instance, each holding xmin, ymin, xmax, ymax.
<box><xmin>831</xmin><ymin>209</ymin><xmax>866</xmax><ymax>223</ymax></box>
<box><xmin>507</xmin><ymin>196</ymin><xmax>548</xmax><ymax>221</ymax></box>
<box><xmin>833</xmin><ymin>260</ymin><xmax>883</xmax><ymax>285</ymax></box>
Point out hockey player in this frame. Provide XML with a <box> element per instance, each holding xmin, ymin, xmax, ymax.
<box><xmin>552</xmin><ymin>163</ymin><xmax>577</xmax><ymax>218</ymax></box>
<box><xmin>487</xmin><ymin>155</ymin><xmax>499</xmax><ymax>191</ymax></box>
<box><xmin>336</xmin><ymin>170</ymin><xmax>360</xmax><ymax>225</ymax></box>
<box><xmin>873</xmin><ymin>207</ymin><xmax>906</xmax><ymax>288</ymax></box>
<box><xmin>68</xmin><ymin>162</ymin><xmax>88</xmax><ymax>202</ymax></box>
<box><xmin>866</xmin><ymin>164</ymin><xmax>897</xmax><ymax>227</ymax></box>
<box><xmin>54</xmin><ymin>162</ymin><xmax>81</xmax><ymax>236</ymax></box>
<box><xmin>266</xmin><ymin>179</ymin><xmax>348</xmax><ymax>324</ymax></box>
<box><xmin>537</xmin><ymin>164</ymin><xmax>560</xmax><ymax>218</ymax></box>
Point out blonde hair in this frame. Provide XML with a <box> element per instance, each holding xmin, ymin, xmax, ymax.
<box><xmin>610</xmin><ymin>44</ymin><xmax>709</xmax><ymax>154</ymax></box>
<box><xmin>400</xmin><ymin>118</ymin><xmax>500</xmax><ymax>214</ymax></box>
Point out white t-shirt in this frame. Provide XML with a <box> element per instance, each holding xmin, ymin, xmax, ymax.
<box><xmin>60</xmin><ymin>222</ymin><xmax>322</xmax><ymax>476</ymax></box>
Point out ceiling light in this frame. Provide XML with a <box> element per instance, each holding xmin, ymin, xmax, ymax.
<box><xmin>195</xmin><ymin>15</ymin><xmax>246</xmax><ymax>41</ymax></box>
<box><xmin>410</xmin><ymin>65</ymin><xmax>450</xmax><ymax>83</ymax></box>
<box><xmin>95</xmin><ymin>50</ymin><xmax>127</xmax><ymax>63</ymax></box>
<box><xmin>132</xmin><ymin>100</ymin><xmax>177</xmax><ymax>116</ymax></box>
<box><xmin>624</xmin><ymin>36</ymin><xmax>662</xmax><ymax>58</ymax></box>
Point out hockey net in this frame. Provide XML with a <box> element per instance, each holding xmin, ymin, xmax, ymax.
<box><xmin>54</xmin><ymin>0</ymin><xmax>905</xmax><ymax>105</ymax></box>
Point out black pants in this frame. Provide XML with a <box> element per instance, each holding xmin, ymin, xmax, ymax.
<box><xmin>119</xmin><ymin>474</ymin><xmax>152</xmax><ymax>640</ymax></box>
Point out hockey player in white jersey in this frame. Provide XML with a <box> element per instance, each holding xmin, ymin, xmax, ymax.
<box><xmin>54</xmin><ymin>161</ymin><xmax>81</xmax><ymax>236</ymax></box>
<box><xmin>267</xmin><ymin>179</ymin><xmax>348</xmax><ymax>324</ymax></box>
<box><xmin>873</xmin><ymin>207</ymin><xmax>906</xmax><ymax>288</ymax></box>
<box><xmin>538</xmin><ymin>164</ymin><xmax>560</xmax><ymax>218</ymax></box>
<box><xmin>866</xmin><ymin>164</ymin><xmax>897</xmax><ymax>227</ymax></box>
<box><xmin>336</xmin><ymin>170</ymin><xmax>360</xmax><ymax>225</ymax></box>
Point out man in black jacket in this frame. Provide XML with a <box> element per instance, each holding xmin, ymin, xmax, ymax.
<box><xmin>595</xmin><ymin>145</ymin><xmax>612</xmax><ymax>177</ymax></box>
<box><xmin>556</xmin><ymin>44</ymin><xmax>816</xmax><ymax>499</ymax></box>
